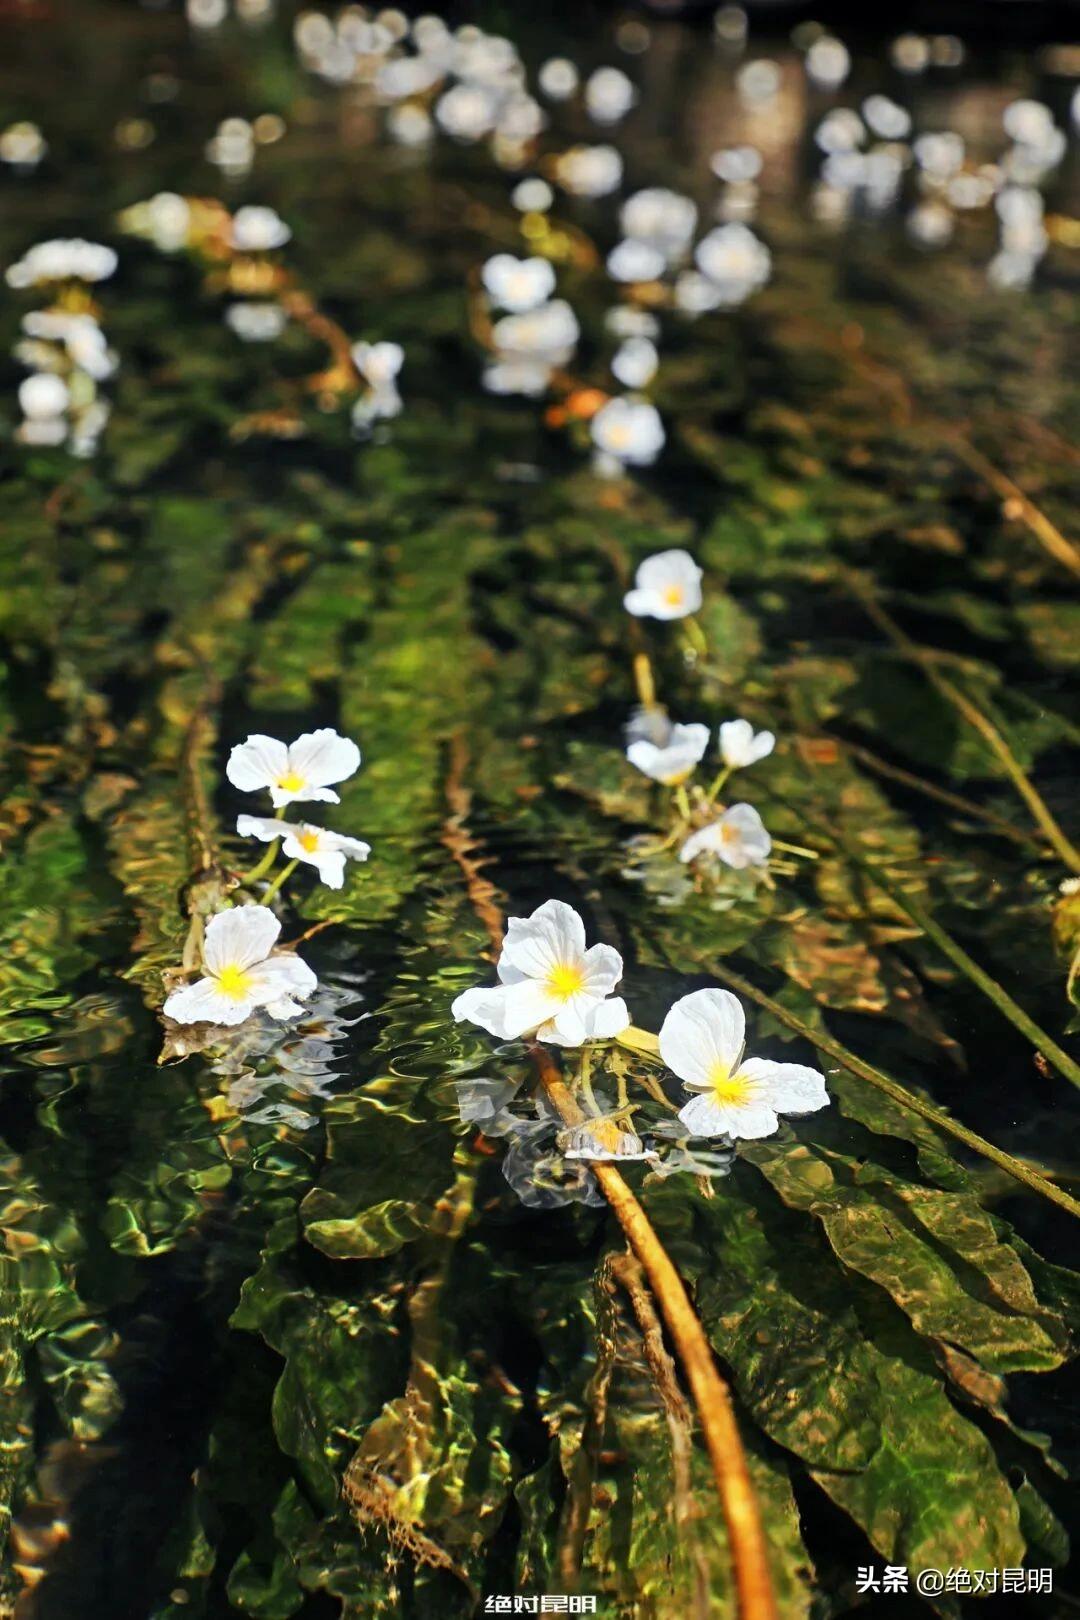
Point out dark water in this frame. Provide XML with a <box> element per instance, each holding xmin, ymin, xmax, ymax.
<box><xmin>0</xmin><ymin>3</ymin><xmax>1077</xmax><ymax>1617</ymax></box>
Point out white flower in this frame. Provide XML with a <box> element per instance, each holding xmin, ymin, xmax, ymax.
<box><xmin>661</xmin><ymin>988</ymin><xmax>829</xmax><ymax>1140</ymax></box>
<box><xmin>611</xmin><ymin>336</ymin><xmax>658</xmax><ymax>389</ymax></box>
<box><xmin>605</xmin><ymin>306</ymin><xmax>659</xmax><ymax>340</ymax></box>
<box><xmin>694</xmin><ymin>224</ymin><xmax>771</xmax><ymax>305</ymax></box>
<box><xmin>606</xmin><ymin>239</ymin><xmax>665</xmax><ymax>284</ymax></box>
<box><xmin>6</xmin><ymin>238</ymin><xmax>117</xmax><ymax>289</ymax></box>
<box><xmin>623</xmin><ymin>549</ymin><xmax>702</xmax><ymax>619</ymax></box>
<box><xmin>907</xmin><ymin>202</ymin><xmax>954</xmax><ymax>248</ymax></box>
<box><xmin>561</xmin><ymin>1120</ymin><xmax>657</xmax><ymax>1161</ymax></box>
<box><xmin>553</xmin><ymin>144</ymin><xmax>623</xmax><ymax>198</ymax></box>
<box><xmin>164</xmin><ymin>906</ymin><xmax>318</xmax><ymax>1026</ymax></box>
<box><xmin>673</xmin><ymin>270</ymin><xmax>724</xmax><ymax>316</ymax></box>
<box><xmin>435</xmin><ymin>82</ymin><xmax>498</xmax><ymax>141</ymax></box>
<box><xmin>590</xmin><ymin>397</ymin><xmax>664</xmax><ymax>467</ymax></box>
<box><xmin>585</xmin><ymin>66</ymin><xmax>637</xmax><ymax>125</ymax></box>
<box><xmin>225</xmin><ymin>302</ymin><xmax>288</xmax><ymax>342</ymax></box>
<box><xmin>0</xmin><ymin>121</ymin><xmax>47</xmax><ymax>168</ymax></box>
<box><xmin>1003</xmin><ymin>98</ymin><xmax>1054</xmax><ymax>146</ymax></box>
<box><xmin>805</xmin><ymin>36</ymin><xmax>850</xmax><ymax>90</ymax></box>
<box><xmin>709</xmin><ymin>146</ymin><xmax>762</xmax><ymax>183</ymax></box>
<box><xmin>538</xmin><ymin>57</ymin><xmax>579</xmax><ymax>101</ymax></box>
<box><xmin>511</xmin><ymin>177</ymin><xmax>554</xmax><ymax>213</ymax></box>
<box><xmin>627</xmin><ymin>722</ymin><xmax>710</xmax><ymax>785</ymax></box>
<box><xmin>231</xmin><ymin>205</ymin><xmax>291</xmax><ymax>252</ymax></box>
<box><xmin>236</xmin><ymin>814</ymin><xmax>370</xmax><ymax>888</ymax></box>
<box><xmin>718</xmin><ymin>719</ymin><xmax>775</xmax><ymax>770</ymax></box>
<box><xmin>352</xmin><ymin>340</ymin><xmax>404</xmax><ymax>386</ymax></box>
<box><xmin>862</xmin><ymin>94</ymin><xmax>911</xmax><ymax>140</ymax></box>
<box><xmin>451</xmin><ymin>898</ymin><xmax>630</xmax><ymax>1047</ymax></box>
<box><xmin>482</xmin><ymin>254</ymin><xmax>556</xmax><ymax>313</ymax></box>
<box><xmin>485</xmin><ymin>299</ymin><xmax>579</xmax><ymax>394</ymax></box>
<box><xmin>680</xmin><ymin>803</ymin><xmax>771</xmax><ymax>869</ymax></box>
<box><xmin>226</xmin><ymin>729</ymin><xmax>361</xmax><ymax>808</ymax></box>
<box><xmin>386</xmin><ymin>104</ymin><xmax>434</xmax><ymax>146</ymax></box>
<box><xmin>913</xmin><ymin>132</ymin><xmax>964</xmax><ymax>179</ymax></box>
<box><xmin>815</xmin><ymin>109</ymin><xmax>866</xmax><ymax>156</ymax></box>
<box><xmin>620</xmin><ymin>187</ymin><xmax>697</xmax><ymax>263</ymax></box>
<box><xmin>18</xmin><ymin>372</ymin><xmax>70</xmax><ymax>420</ymax></box>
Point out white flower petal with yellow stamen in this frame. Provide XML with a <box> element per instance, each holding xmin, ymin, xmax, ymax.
<box><xmin>718</xmin><ymin>718</ymin><xmax>775</xmax><ymax>769</ymax></box>
<box><xmin>679</xmin><ymin>802</ymin><xmax>771</xmax><ymax>869</ymax></box>
<box><xmin>627</xmin><ymin>721</ymin><xmax>709</xmax><ymax>784</ymax></box>
<box><xmin>226</xmin><ymin>728</ymin><xmax>361</xmax><ymax>808</ymax></box>
<box><xmin>623</xmin><ymin>549</ymin><xmax>702</xmax><ymax>619</ymax></box>
<box><xmin>482</xmin><ymin>254</ymin><xmax>556</xmax><ymax>313</ymax></box>
<box><xmin>236</xmin><ymin>815</ymin><xmax>370</xmax><ymax>890</ymax></box>
<box><xmin>452</xmin><ymin>898</ymin><xmax>630</xmax><ymax>1047</ymax></box>
<box><xmin>590</xmin><ymin>397</ymin><xmax>664</xmax><ymax>467</ymax></box>
<box><xmin>163</xmin><ymin>905</ymin><xmax>317</xmax><ymax>1026</ymax></box>
<box><xmin>660</xmin><ymin>988</ymin><xmax>829</xmax><ymax>1141</ymax></box>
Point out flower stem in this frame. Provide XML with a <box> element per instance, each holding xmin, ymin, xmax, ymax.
<box><xmin>682</xmin><ymin>615</ymin><xmax>708</xmax><ymax>659</ymax></box>
<box><xmin>706</xmin><ymin>765</ymin><xmax>732</xmax><ymax>803</ymax></box>
<box><xmin>237</xmin><ymin>839</ymin><xmax>281</xmax><ymax>886</ymax></box>
<box><xmin>770</xmin><ymin>838</ymin><xmax>820</xmax><ymax>860</ymax></box>
<box><xmin>846</xmin><ymin>570</ymin><xmax>1080</xmax><ymax>874</ymax></box>
<box><xmin>633</xmin><ymin>651</ymin><xmax>658</xmax><ymax>709</ymax></box>
<box><xmin>673</xmin><ymin>784</ymin><xmax>692</xmax><ymax>822</ymax></box>
<box><xmin>616</xmin><ymin>1005</ymin><xmax>1080</xmax><ymax>1221</ymax></box>
<box><xmin>261</xmin><ymin>858</ymin><xmax>299</xmax><ymax>905</ymax></box>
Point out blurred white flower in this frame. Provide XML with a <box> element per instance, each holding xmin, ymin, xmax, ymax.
<box><xmin>673</xmin><ymin>270</ymin><xmax>724</xmax><ymax>315</ymax></box>
<box><xmin>627</xmin><ymin>722</ymin><xmax>710</xmax><ymax>784</ymax></box>
<box><xmin>237</xmin><ymin>815</ymin><xmax>370</xmax><ymax>888</ymax></box>
<box><xmin>511</xmin><ymin>177</ymin><xmax>553</xmax><ymax>213</ymax></box>
<box><xmin>22</xmin><ymin>311</ymin><xmax>116</xmax><ymax>378</ymax></box>
<box><xmin>710</xmin><ymin>146</ymin><xmax>762</xmax><ymax>184</ymax></box>
<box><xmin>590</xmin><ymin>397</ymin><xmax>664</xmax><ymax>467</ymax></box>
<box><xmin>913</xmin><ymin>131</ymin><xmax>964</xmax><ymax>180</ymax></box>
<box><xmin>605</xmin><ymin>305</ymin><xmax>659</xmax><ymax>339</ymax></box>
<box><xmin>386</xmin><ymin>104</ymin><xmax>435</xmax><ymax>146</ymax></box>
<box><xmin>624</xmin><ymin>550</ymin><xmax>702</xmax><ymax>619</ymax></box>
<box><xmin>436</xmin><ymin>82</ymin><xmax>498</xmax><ymax>141</ymax></box>
<box><xmin>1003</xmin><ymin>98</ymin><xmax>1054</xmax><ymax>145</ymax></box>
<box><xmin>482</xmin><ymin>253</ymin><xmax>556</xmax><ymax>312</ymax></box>
<box><xmin>805</xmin><ymin>36</ymin><xmax>850</xmax><ymax>90</ymax></box>
<box><xmin>164</xmin><ymin>906</ymin><xmax>317</xmax><ymax>1026</ymax></box>
<box><xmin>553</xmin><ymin>144</ymin><xmax>623</xmax><ymax>198</ymax></box>
<box><xmin>736</xmin><ymin>59</ymin><xmax>781</xmax><ymax>106</ymax></box>
<box><xmin>611</xmin><ymin>336</ymin><xmax>658</xmax><ymax>389</ymax></box>
<box><xmin>227</xmin><ymin>729</ymin><xmax>361</xmax><ymax>808</ymax></box>
<box><xmin>353</xmin><ymin>340</ymin><xmax>404</xmax><ymax>386</ymax></box>
<box><xmin>452</xmin><ymin>897</ymin><xmax>630</xmax><ymax>1046</ymax></box>
<box><xmin>18</xmin><ymin>371</ymin><xmax>69</xmax><ymax>420</ymax></box>
<box><xmin>680</xmin><ymin>804</ymin><xmax>771</xmax><ymax>869</ymax></box>
<box><xmin>538</xmin><ymin>57</ymin><xmax>579</xmax><ymax>101</ymax></box>
<box><xmin>815</xmin><ymin>108</ymin><xmax>866</xmax><ymax>156</ymax></box>
<box><xmin>718</xmin><ymin>719</ymin><xmax>775</xmax><ymax>770</ymax></box>
<box><xmin>7</xmin><ymin>238</ymin><xmax>117</xmax><ymax>288</ymax></box>
<box><xmin>0</xmin><ymin>121</ymin><xmax>47</xmax><ymax>169</ymax></box>
<box><xmin>226</xmin><ymin>302</ymin><xmax>288</xmax><ymax>342</ymax></box>
<box><xmin>661</xmin><ymin>988</ymin><xmax>829</xmax><ymax>1140</ymax></box>
<box><xmin>485</xmin><ymin>299</ymin><xmax>578</xmax><ymax>395</ymax></box>
<box><xmin>862</xmin><ymin>94</ymin><xmax>911</xmax><ymax>140</ymax></box>
<box><xmin>907</xmin><ymin>201</ymin><xmax>953</xmax><ymax>247</ymax></box>
<box><xmin>694</xmin><ymin>223</ymin><xmax>771</xmax><ymax>304</ymax></box>
<box><xmin>606</xmin><ymin>239</ymin><xmax>665</xmax><ymax>284</ymax></box>
<box><xmin>231</xmin><ymin>205</ymin><xmax>291</xmax><ymax>251</ymax></box>
<box><xmin>585</xmin><ymin>66</ymin><xmax>637</xmax><ymax>125</ymax></box>
<box><xmin>620</xmin><ymin>187</ymin><xmax>697</xmax><ymax>264</ymax></box>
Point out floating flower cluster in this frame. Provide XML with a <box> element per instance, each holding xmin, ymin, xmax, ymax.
<box><xmin>6</xmin><ymin>238</ymin><xmax>118</xmax><ymax>454</ymax></box>
<box><xmin>452</xmin><ymin>899</ymin><xmax>829</xmax><ymax>1186</ymax></box>
<box><xmin>163</xmin><ymin>728</ymin><xmax>367</xmax><ymax>1028</ymax></box>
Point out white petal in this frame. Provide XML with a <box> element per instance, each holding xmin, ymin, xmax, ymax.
<box><xmin>545</xmin><ymin>1001</ymin><xmax>592</xmax><ymax>1045</ymax></box>
<box><xmin>501</xmin><ymin>899</ymin><xmax>587</xmax><ymax>980</ymax></box>
<box><xmin>721</xmin><ymin>803</ymin><xmax>772</xmax><ymax>868</ymax></box>
<box><xmin>749</xmin><ymin>730</ymin><xmax>775</xmax><ymax>763</ymax></box>
<box><xmin>679</xmin><ymin>1092</ymin><xmax>778</xmax><ymax>1140</ymax></box>
<box><xmin>265</xmin><ymin>996</ymin><xmax>307</xmax><ymax>1020</ymax></box>
<box><xmin>735</xmin><ymin>1058</ymin><xmax>830</xmax><ymax>1115</ymax></box>
<box><xmin>679</xmin><ymin>825</ymin><xmax>718</xmax><ymax>863</ymax></box>
<box><xmin>581</xmin><ymin>995</ymin><xmax>631</xmax><ymax>1038</ymax></box>
<box><xmin>269</xmin><ymin>783</ymin><xmax>339</xmax><ymax>809</ymax></box>
<box><xmin>237</xmin><ymin>814</ymin><xmax>291</xmax><ymax>843</ymax></box>
<box><xmin>287</xmin><ymin>729</ymin><xmax>361</xmax><ymax>788</ymax></box>
<box><xmin>244</xmin><ymin>953</ymin><xmax>318</xmax><ymax>1007</ymax></box>
<box><xmin>325</xmin><ymin>832</ymin><xmax>371</xmax><ymax>861</ymax></box>
<box><xmin>202</xmin><ymin>905</ymin><xmax>281</xmax><ymax>974</ymax></box>
<box><xmin>623</xmin><ymin>586</ymin><xmax>656</xmax><ymax>617</ymax></box>
<box><xmin>452</xmin><ymin>979</ymin><xmax>560</xmax><ymax>1040</ymax></box>
<box><xmin>659</xmin><ymin>988</ymin><xmax>745</xmax><ymax>1089</ymax></box>
<box><xmin>579</xmin><ymin>943</ymin><xmax>624</xmax><ymax>997</ymax></box>
<box><xmin>226</xmin><ymin>735</ymin><xmax>289</xmax><ymax>793</ymax></box>
<box><xmin>163</xmin><ymin>975</ymin><xmax>254</xmax><ymax>1026</ymax></box>
<box><xmin>718</xmin><ymin>719</ymin><xmax>755</xmax><ymax>766</ymax></box>
<box><xmin>311</xmin><ymin>851</ymin><xmax>347</xmax><ymax>889</ymax></box>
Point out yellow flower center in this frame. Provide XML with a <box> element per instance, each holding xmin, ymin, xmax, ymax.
<box><xmin>216</xmin><ymin>963</ymin><xmax>254</xmax><ymax>1001</ymax></box>
<box><xmin>297</xmin><ymin>830</ymin><xmax>321</xmax><ymax>853</ymax></box>
<box><xmin>606</xmin><ymin>422</ymin><xmax>632</xmax><ymax>449</ymax></box>
<box><xmin>547</xmin><ymin>961</ymin><xmax>586</xmax><ymax>999</ymax></box>
<box><xmin>709</xmin><ymin>1063</ymin><xmax>751</xmax><ymax>1106</ymax></box>
<box><xmin>720</xmin><ymin>821</ymin><xmax>738</xmax><ymax>843</ymax></box>
<box><xmin>662</xmin><ymin>584</ymin><xmax>684</xmax><ymax>606</ymax></box>
<box><xmin>277</xmin><ymin>771</ymin><xmax>305</xmax><ymax>793</ymax></box>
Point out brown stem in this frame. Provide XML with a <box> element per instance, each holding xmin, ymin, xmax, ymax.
<box><xmin>442</xmin><ymin>735</ymin><xmax>779</xmax><ymax>1620</ymax></box>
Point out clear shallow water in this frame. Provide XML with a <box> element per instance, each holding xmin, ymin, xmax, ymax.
<box><xmin>0</xmin><ymin>3</ymin><xmax>1078</xmax><ymax>1617</ymax></box>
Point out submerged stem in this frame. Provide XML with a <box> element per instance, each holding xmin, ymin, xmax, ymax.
<box><xmin>846</xmin><ymin>571</ymin><xmax>1080</xmax><ymax>874</ymax></box>
<box><xmin>261</xmin><ymin>857</ymin><xmax>299</xmax><ymax>905</ymax></box>
<box><xmin>442</xmin><ymin>734</ymin><xmax>779</xmax><ymax>1620</ymax></box>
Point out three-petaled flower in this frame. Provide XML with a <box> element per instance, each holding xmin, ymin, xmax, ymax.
<box><xmin>661</xmin><ymin>988</ymin><xmax>829</xmax><ymax>1139</ymax></box>
<box><xmin>627</xmin><ymin>721</ymin><xmax>710</xmax><ymax>784</ymax></box>
<box><xmin>452</xmin><ymin>899</ymin><xmax>630</xmax><ymax>1046</ymax></box>
<box><xmin>237</xmin><ymin>815</ymin><xmax>371</xmax><ymax>889</ymax></box>
<box><xmin>164</xmin><ymin>906</ymin><xmax>317</xmax><ymax>1026</ymax></box>
<box><xmin>624</xmin><ymin>549</ymin><xmax>703</xmax><ymax>619</ymax></box>
<box><xmin>718</xmin><ymin>718</ymin><xmax>775</xmax><ymax>770</ymax></box>
<box><xmin>680</xmin><ymin>803</ymin><xmax>771</xmax><ymax>868</ymax></box>
<box><xmin>226</xmin><ymin>729</ymin><xmax>360</xmax><ymax>808</ymax></box>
